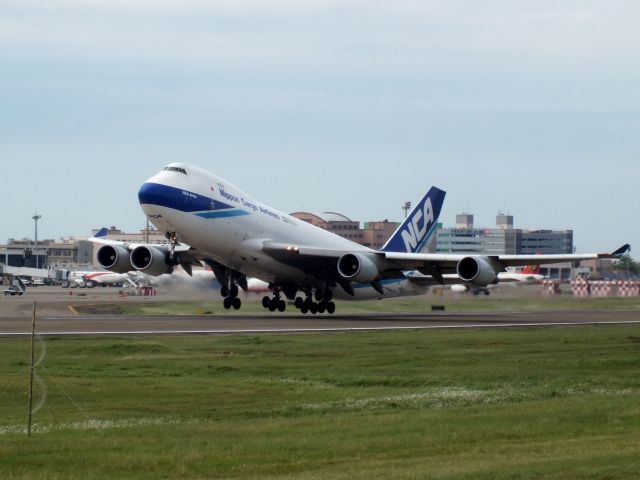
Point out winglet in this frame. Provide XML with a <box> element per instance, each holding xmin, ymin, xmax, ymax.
<box><xmin>94</xmin><ymin>227</ymin><xmax>109</xmax><ymax>238</ymax></box>
<box><xmin>611</xmin><ymin>244</ymin><xmax>631</xmax><ymax>257</ymax></box>
<box><xmin>381</xmin><ymin>186</ymin><xmax>446</xmax><ymax>253</ymax></box>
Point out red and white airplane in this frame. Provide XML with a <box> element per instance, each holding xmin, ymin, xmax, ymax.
<box><xmin>67</xmin><ymin>270</ymin><xmax>129</xmax><ymax>287</ymax></box>
<box><xmin>450</xmin><ymin>265</ymin><xmax>544</xmax><ymax>294</ymax></box>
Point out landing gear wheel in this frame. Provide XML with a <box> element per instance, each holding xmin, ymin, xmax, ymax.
<box><xmin>232</xmin><ymin>297</ymin><xmax>242</xmax><ymax>310</ymax></box>
<box><xmin>223</xmin><ymin>297</ymin><xmax>232</xmax><ymax>310</ymax></box>
<box><xmin>262</xmin><ymin>296</ymin><xmax>271</xmax><ymax>308</ymax></box>
<box><xmin>229</xmin><ymin>285</ymin><xmax>239</xmax><ymax>298</ymax></box>
<box><xmin>221</xmin><ymin>285</ymin><xmax>229</xmax><ymax>298</ymax></box>
<box><xmin>309</xmin><ymin>302</ymin><xmax>318</xmax><ymax>315</ymax></box>
<box><xmin>326</xmin><ymin>302</ymin><xmax>336</xmax><ymax>314</ymax></box>
<box><xmin>277</xmin><ymin>300</ymin><xmax>286</xmax><ymax>312</ymax></box>
<box><xmin>314</xmin><ymin>290</ymin><xmax>324</xmax><ymax>302</ymax></box>
<box><xmin>317</xmin><ymin>303</ymin><xmax>326</xmax><ymax>314</ymax></box>
<box><xmin>324</xmin><ymin>289</ymin><xmax>333</xmax><ymax>302</ymax></box>
<box><xmin>294</xmin><ymin>297</ymin><xmax>304</xmax><ymax>309</ymax></box>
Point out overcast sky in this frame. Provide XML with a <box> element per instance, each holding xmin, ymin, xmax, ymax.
<box><xmin>2</xmin><ymin>0</ymin><xmax>638</xmax><ymax>253</ymax></box>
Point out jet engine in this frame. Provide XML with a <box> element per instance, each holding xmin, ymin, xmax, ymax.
<box><xmin>130</xmin><ymin>246</ymin><xmax>174</xmax><ymax>276</ymax></box>
<box><xmin>96</xmin><ymin>244</ymin><xmax>132</xmax><ymax>273</ymax></box>
<box><xmin>456</xmin><ymin>256</ymin><xmax>499</xmax><ymax>286</ymax></box>
<box><xmin>337</xmin><ymin>253</ymin><xmax>380</xmax><ymax>283</ymax></box>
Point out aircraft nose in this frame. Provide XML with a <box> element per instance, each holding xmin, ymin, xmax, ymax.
<box><xmin>138</xmin><ymin>182</ymin><xmax>162</xmax><ymax>207</ymax></box>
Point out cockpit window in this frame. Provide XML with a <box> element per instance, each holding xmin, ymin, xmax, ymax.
<box><xmin>163</xmin><ymin>166</ymin><xmax>187</xmax><ymax>175</ymax></box>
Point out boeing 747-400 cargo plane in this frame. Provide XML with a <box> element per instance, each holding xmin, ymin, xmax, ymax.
<box><xmin>92</xmin><ymin>163</ymin><xmax>629</xmax><ymax>314</ymax></box>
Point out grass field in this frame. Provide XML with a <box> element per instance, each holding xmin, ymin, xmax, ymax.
<box><xmin>2</xmin><ymin>325</ymin><xmax>640</xmax><ymax>479</ymax></box>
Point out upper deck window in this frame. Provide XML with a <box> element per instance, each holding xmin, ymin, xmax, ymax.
<box><xmin>163</xmin><ymin>166</ymin><xmax>187</xmax><ymax>175</ymax></box>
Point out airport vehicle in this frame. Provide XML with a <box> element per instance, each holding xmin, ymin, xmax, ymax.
<box><xmin>32</xmin><ymin>278</ymin><xmax>45</xmax><ymax>287</ymax></box>
<box><xmin>92</xmin><ymin>163</ymin><xmax>629</xmax><ymax>314</ymax></box>
<box><xmin>3</xmin><ymin>286</ymin><xmax>24</xmax><ymax>296</ymax></box>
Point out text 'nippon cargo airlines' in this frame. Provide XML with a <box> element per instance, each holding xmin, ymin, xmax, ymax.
<box><xmin>92</xmin><ymin>163</ymin><xmax>629</xmax><ymax>314</ymax></box>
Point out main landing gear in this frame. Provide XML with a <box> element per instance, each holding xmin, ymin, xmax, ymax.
<box><xmin>260</xmin><ymin>287</ymin><xmax>336</xmax><ymax>314</ymax></box>
<box><xmin>262</xmin><ymin>290</ymin><xmax>286</xmax><ymax>312</ymax></box>
<box><xmin>221</xmin><ymin>283</ymin><xmax>241</xmax><ymax>310</ymax></box>
<box><xmin>294</xmin><ymin>289</ymin><xmax>336</xmax><ymax>315</ymax></box>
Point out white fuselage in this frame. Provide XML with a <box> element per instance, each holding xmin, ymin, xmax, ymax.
<box><xmin>139</xmin><ymin>165</ymin><xmax>426</xmax><ymax>300</ymax></box>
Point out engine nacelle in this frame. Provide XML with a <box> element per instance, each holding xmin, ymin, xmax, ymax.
<box><xmin>456</xmin><ymin>256</ymin><xmax>499</xmax><ymax>287</ymax></box>
<box><xmin>337</xmin><ymin>253</ymin><xmax>380</xmax><ymax>283</ymax></box>
<box><xmin>130</xmin><ymin>246</ymin><xmax>173</xmax><ymax>276</ymax></box>
<box><xmin>96</xmin><ymin>245</ymin><xmax>132</xmax><ymax>274</ymax></box>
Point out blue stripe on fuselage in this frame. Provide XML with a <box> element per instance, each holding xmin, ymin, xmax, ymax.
<box><xmin>195</xmin><ymin>210</ymin><xmax>251</xmax><ymax>219</ymax></box>
<box><xmin>138</xmin><ymin>182</ymin><xmax>237</xmax><ymax>213</ymax></box>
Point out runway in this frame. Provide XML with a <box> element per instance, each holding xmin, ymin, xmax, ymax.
<box><xmin>1</xmin><ymin>310</ymin><xmax>640</xmax><ymax>337</ymax></box>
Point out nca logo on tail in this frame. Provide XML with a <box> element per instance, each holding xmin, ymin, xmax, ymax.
<box><xmin>401</xmin><ymin>198</ymin><xmax>435</xmax><ymax>252</ymax></box>
<box><xmin>382</xmin><ymin>186</ymin><xmax>446</xmax><ymax>254</ymax></box>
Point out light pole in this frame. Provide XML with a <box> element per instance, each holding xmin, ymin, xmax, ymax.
<box><xmin>402</xmin><ymin>201</ymin><xmax>411</xmax><ymax>219</ymax></box>
<box><xmin>32</xmin><ymin>212</ymin><xmax>42</xmax><ymax>269</ymax></box>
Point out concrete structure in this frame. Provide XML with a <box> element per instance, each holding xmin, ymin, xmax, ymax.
<box><xmin>46</xmin><ymin>238</ymin><xmax>93</xmax><ymax>268</ymax></box>
<box><xmin>1</xmin><ymin>239</ymin><xmax>49</xmax><ymax>269</ymax></box>
<box><xmin>361</xmin><ymin>221</ymin><xmax>400</xmax><ymax>250</ymax></box>
<box><xmin>1</xmin><ymin>237</ymin><xmax>93</xmax><ymax>270</ymax></box>
<box><xmin>435</xmin><ymin>212</ymin><xmax>573</xmax><ymax>256</ymax></box>
<box><xmin>455</xmin><ymin>213</ymin><xmax>474</xmax><ymax>229</ymax></box>
<box><xmin>290</xmin><ymin>213</ymin><xmax>400</xmax><ymax>250</ymax></box>
<box><xmin>496</xmin><ymin>212</ymin><xmax>514</xmax><ymax>230</ymax></box>
<box><xmin>512</xmin><ymin>230</ymin><xmax>573</xmax><ymax>255</ymax></box>
<box><xmin>91</xmin><ymin>226</ymin><xmax>170</xmax><ymax>245</ymax></box>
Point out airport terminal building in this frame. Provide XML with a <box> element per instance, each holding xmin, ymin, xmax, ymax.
<box><xmin>434</xmin><ymin>213</ymin><xmax>574</xmax><ymax>256</ymax></box>
<box><xmin>434</xmin><ymin>213</ymin><xmax>575</xmax><ymax>279</ymax></box>
<box><xmin>0</xmin><ymin>237</ymin><xmax>93</xmax><ymax>270</ymax></box>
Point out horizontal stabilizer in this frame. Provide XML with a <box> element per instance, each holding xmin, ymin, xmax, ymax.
<box><xmin>611</xmin><ymin>244</ymin><xmax>631</xmax><ymax>256</ymax></box>
<box><xmin>94</xmin><ymin>227</ymin><xmax>109</xmax><ymax>238</ymax></box>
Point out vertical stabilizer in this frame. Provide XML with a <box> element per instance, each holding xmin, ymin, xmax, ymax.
<box><xmin>381</xmin><ymin>186</ymin><xmax>446</xmax><ymax>253</ymax></box>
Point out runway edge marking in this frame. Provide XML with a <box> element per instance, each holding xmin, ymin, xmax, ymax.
<box><xmin>2</xmin><ymin>320</ymin><xmax>640</xmax><ymax>336</ymax></box>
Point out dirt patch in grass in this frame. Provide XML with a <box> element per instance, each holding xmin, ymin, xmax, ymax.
<box><xmin>73</xmin><ymin>304</ymin><xmax>125</xmax><ymax>315</ymax></box>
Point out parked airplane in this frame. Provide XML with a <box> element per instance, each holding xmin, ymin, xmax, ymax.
<box><xmin>66</xmin><ymin>270</ymin><xmax>129</xmax><ymax>287</ymax></box>
<box><xmin>450</xmin><ymin>265</ymin><xmax>544</xmax><ymax>295</ymax></box>
<box><xmin>91</xmin><ymin>163</ymin><xmax>629</xmax><ymax>314</ymax></box>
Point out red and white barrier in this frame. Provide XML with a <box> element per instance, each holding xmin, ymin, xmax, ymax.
<box><xmin>571</xmin><ymin>278</ymin><xmax>590</xmax><ymax>297</ymax></box>
<box><xmin>591</xmin><ymin>281</ymin><xmax>612</xmax><ymax>298</ymax></box>
<box><xmin>618</xmin><ymin>281</ymin><xmax>640</xmax><ymax>297</ymax></box>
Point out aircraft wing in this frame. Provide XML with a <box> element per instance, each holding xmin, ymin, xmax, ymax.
<box><xmin>383</xmin><ymin>246</ymin><xmax>630</xmax><ymax>270</ymax></box>
<box><xmin>380</xmin><ymin>244</ymin><xmax>630</xmax><ymax>285</ymax></box>
<box><xmin>266</xmin><ymin>242</ymin><xmax>630</xmax><ymax>269</ymax></box>
<box><xmin>263</xmin><ymin>241</ymin><xmax>630</xmax><ymax>289</ymax></box>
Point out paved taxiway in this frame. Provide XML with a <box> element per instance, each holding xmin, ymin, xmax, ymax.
<box><xmin>2</xmin><ymin>311</ymin><xmax>640</xmax><ymax>336</ymax></box>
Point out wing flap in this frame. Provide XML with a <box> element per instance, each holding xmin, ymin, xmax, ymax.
<box><xmin>262</xmin><ymin>242</ymin><xmax>346</xmax><ymax>271</ymax></box>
